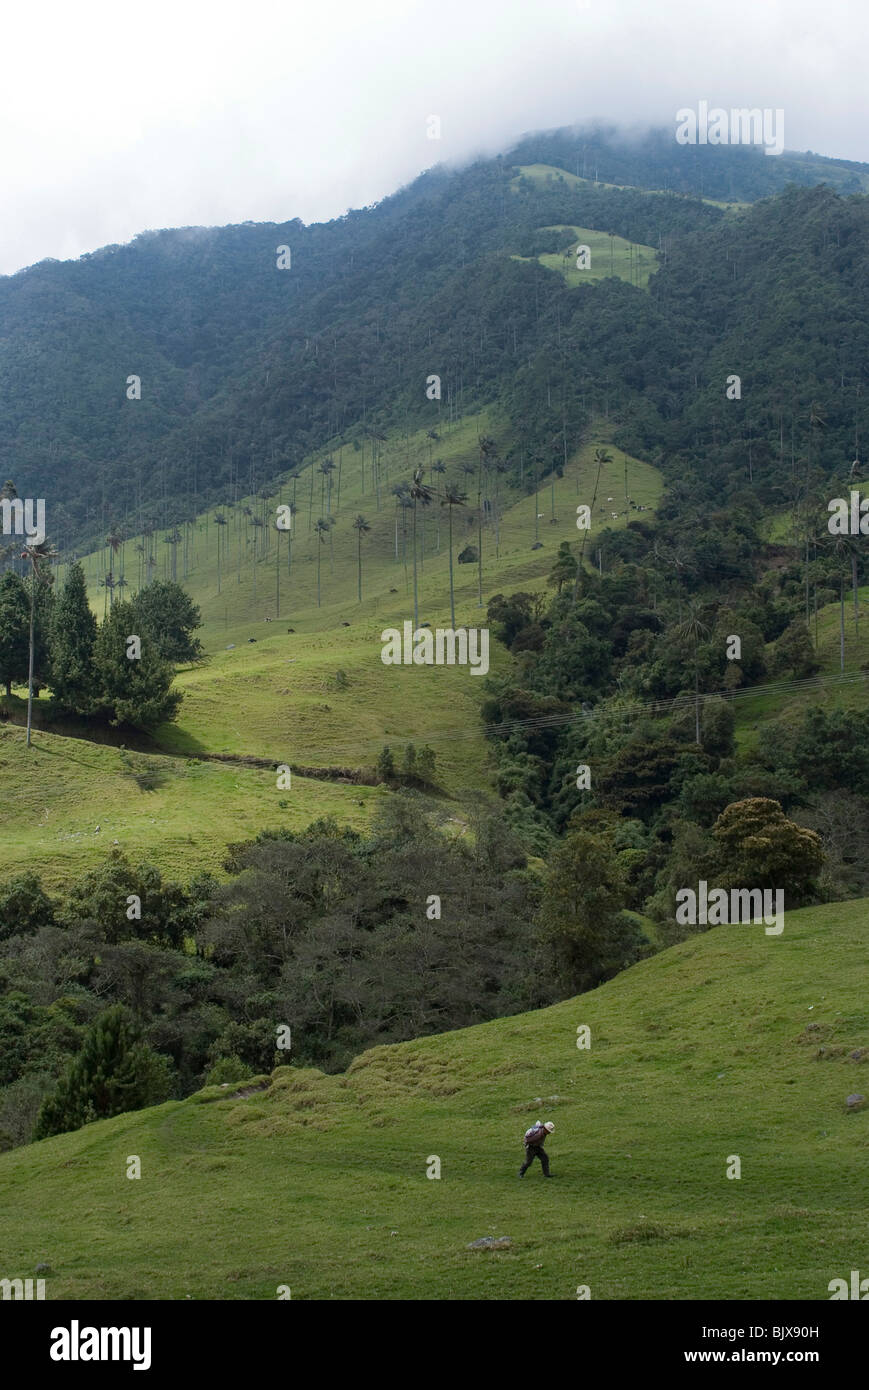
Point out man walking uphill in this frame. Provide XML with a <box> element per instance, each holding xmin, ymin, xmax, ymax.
<box><xmin>519</xmin><ymin>1120</ymin><xmax>555</xmax><ymax>1177</ymax></box>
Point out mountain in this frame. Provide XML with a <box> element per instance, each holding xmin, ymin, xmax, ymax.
<box><xmin>2</xmin><ymin>124</ymin><xmax>869</xmax><ymax>553</ymax></box>
<box><xmin>1</xmin><ymin>121</ymin><xmax>867</xmax><ymax>1209</ymax></box>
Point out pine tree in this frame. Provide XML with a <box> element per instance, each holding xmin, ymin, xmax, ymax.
<box><xmin>32</xmin><ymin>573</ymin><xmax>56</xmax><ymax>695</ymax></box>
<box><xmin>93</xmin><ymin>599</ymin><xmax>183</xmax><ymax>729</ymax></box>
<box><xmin>0</xmin><ymin>570</ymin><xmax>29</xmax><ymax>696</ymax></box>
<box><xmin>49</xmin><ymin>561</ymin><xmax>97</xmax><ymax>715</ymax></box>
<box><xmin>34</xmin><ymin>1006</ymin><xmax>173</xmax><ymax>1139</ymax></box>
<box><xmin>129</xmin><ymin>581</ymin><xmax>203</xmax><ymax>664</ymax></box>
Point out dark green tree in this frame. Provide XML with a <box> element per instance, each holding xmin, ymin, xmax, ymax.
<box><xmin>0</xmin><ymin>872</ymin><xmax>56</xmax><ymax>939</ymax></box>
<box><xmin>34</xmin><ymin>1005</ymin><xmax>174</xmax><ymax>1139</ymax></box>
<box><xmin>376</xmin><ymin>746</ymin><xmax>396</xmax><ymax>782</ymax></box>
<box><xmin>49</xmin><ymin>561</ymin><xmax>97</xmax><ymax>715</ymax></box>
<box><xmin>711</xmin><ymin>798</ymin><xmax>824</xmax><ymax>905</ymax></box>
<box><xmin>0</xmin><ymin>570</ymin><xmax>29</xmax><ymax>695</ymax></box>
<box><xmin>93</xmin><ymin>599</ymin><xmax>183</xmax><ymax>729</ymax></box>
<box><xmin>129</xmin><ymin>581</ymin><xmax>203</xmax><ymax>664</ymax></box>
<box><xmin>535</xmin><ymin>829</ymin><xmax>648</xmax><ymax>993</ymax></box>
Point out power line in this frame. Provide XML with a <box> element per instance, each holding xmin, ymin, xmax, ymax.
<box><xmin>295</xmin><ymin>668</ymin><xmax>869</xmax><ymax>760</ymax></box>
<box><xmin>9</xmin><ymin>668</ymin><xmax>867</xmax><ymax>779</ymax></box>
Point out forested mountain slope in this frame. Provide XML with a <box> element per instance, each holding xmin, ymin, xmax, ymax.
<box><xmin>2</xmin><ymin>126</ymin><xmax>868</xmax><ymax>552</ymax></box>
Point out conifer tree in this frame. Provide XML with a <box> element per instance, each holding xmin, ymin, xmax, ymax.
<box><xmin>34</xmin><ymin>1005</ymin><xmax>173</xmax><ymax>1139</ymax></box>
<box><xmin>129</xmin><ymin>581</ymin><xmax>203</xmax><ymax>664</ymax></box>
<box><xmin>49</xmin><ymin>561</ymin><xmax>97</xmax><ymax>714</ymax></box>
<box><xmin>0</xmin><ymin>570</ymin><xmax>29</xmax><ymax>695</ymax></box>
<box><xmin>93</xmin><ymin>599</ymin><xmax>183</xmax><ymax>729</ymax></box>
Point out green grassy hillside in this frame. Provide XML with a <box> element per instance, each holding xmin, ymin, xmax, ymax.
<box><xmin>2</xmin><ymin>898</ymin><xmax>866</xmax><ymax>1300</ymax></box>
<box><xmin>513</xmin><ymin>224</ymin><xmax>656</xmax><ymax>288</ymax></box>
<box><xmin>510</xmin><ymin>162</ymin><xmax>748</xmax><ymax>211</ymax></box>
<box><xmin>0</xmin><ymin>424</ymin><xmax>662</xmax><ymax>885</ymax></box>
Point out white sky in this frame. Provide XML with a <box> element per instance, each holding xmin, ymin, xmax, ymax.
<box><xmin>1</xmin><ymin>0</ymin><xmax>866</xmax><ymax>275</ymax></box>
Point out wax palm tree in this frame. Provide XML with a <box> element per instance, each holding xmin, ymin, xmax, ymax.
<box><xmin>213</xmin><ymin>512</ymin><xmax>228</xmax><ymax>594</ymax></box>
<box><xmin>21</xmin><ymin>539</ymin><xmax>58</xmax><ymax>747</ymax></box>
<box><xmin>532</xmin><ymin>450</ymin><xmax>541</xmax><ymax>543</ymax></box>
<box><xmin>318</xmin><ymin>458</ymin><xmax>335</xmax><ymax>517</ymax></box>
<box><xmin>476</xmin><ymin>436</ymin><xmax>497</xmax><ymax>606</ymax></box>
<box><xmin>409</xmin><ymin>469</ymin><xmax>434</xmax><ymax>627</ymax></box>
<box><xmin>828</xmin><ymin>485</ymin><xmax>865</xmax><ymax>641</ymax></box>
<box><xmin>673</xmin><ymin>600</ymin><xmax>711</xmax><ymax>744</ymax></box>
<box><xmin>431</xmin><ymin>461</ymin><xmax>446</xmax><ymax>551</ymax></box>
<box><xmin>367</xmin><ymin>428</ymin><xmax>387</xmax><ymax>509</ymax></box>
<box><xmin>249</xmin><ymin>516</ymin><xmax>264</xmax><ymax>600</ymax></box>
<box><xmin>391</xmin><ymin>482</ymin><xmax>410</xmax><ymax>560</ymax></box>
<box><xmin>492</xmin><ymin>456</ymin><xmax>508</xmax><ymax>557</ymax></box>
<box><xmin>284</xmin><ymin>502</ymin><xmax>297</xmax><ymax>575</ymax></box>
<box><xmin>105</xmin><ymin>528</ymin><xmax>122</xmax><ymax>601</ymax></box>
<box><xmin>313</xmin><ymin>518</ymin><xmax>330</xmax><ymax>606</ymax></box>
<box><xmin>441</xmin><ymin>483</ymin><xmax>467</xmax><ymax>628</ymax></box>
<box><xmin>824</xmin><ymin>528</ymin><xmax>860</xmax><ymax>671</ymax></box>
<box><xmin>399</xmin><ymin>497</ymin><xmax>413</xmax><ymax>589</ymax></box>
<box><xmin>163</xmin><ymin>528</ymin><xmax>182</xmax><ymax>583</ymax></box>
<box><xmin>274</xmin><ymin>514</ymin><xmax>283</xmax><ymax>618</ymax></box>
<box><xmin>571</xmin><ymin>448</ymin><xmax>611</xmax><ymax>601</ymax></box>
<box><xmin>352</xmin><ymin>514</ymin><xmax>371</xmax><ymax>602</ymax></box>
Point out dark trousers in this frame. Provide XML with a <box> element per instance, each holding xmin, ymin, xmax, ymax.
<box><xmin>520</xmin><ymin>1143</ymin><xmax>550</xmax><ymax>1176</ymax></box>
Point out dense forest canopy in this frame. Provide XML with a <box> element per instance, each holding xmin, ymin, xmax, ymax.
<box><xmin>2</xmin><ymin>126</ymin><xmax>868</xmax><ymax>555</ymax></box>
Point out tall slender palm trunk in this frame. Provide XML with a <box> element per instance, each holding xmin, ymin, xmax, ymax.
<box><xmin>448</xmin><ymin>507</ymin><xmax>456</xmax><ymax>628</ymax></box>
<box><xmin>25</xmin><ymin>565</ymin><xmax>36</xmax><ymax>747</ymax></box>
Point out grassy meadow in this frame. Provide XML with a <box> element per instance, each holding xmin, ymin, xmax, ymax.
<box><xmin>1</xmin><ymin>898</ymin><xmax>866</xmax><ymax>1300</ymax></box>
<box><xmin>0</xmin><ymin>420</ymin><xmax>662</xmax><ymax>885</ymax></box>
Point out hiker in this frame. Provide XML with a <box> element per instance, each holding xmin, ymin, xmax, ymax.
<box><xmin>518</xmin><ymin>1120</ymin><xmax>554</xmax><ymax>1177</ymax></box>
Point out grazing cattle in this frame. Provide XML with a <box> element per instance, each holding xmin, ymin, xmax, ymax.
<box><xmin>389</xmin><ymin>587</ymin><xmax>398</xmax><ymax>593</ymax></box>
<box><xmin>342</xmin><ymin>621</ymin><xmax>351</xmax><ymax>627</ymax></box>
<box><xmin>248</xmin><ymin>637</ymin><xmax>257</xmax><ymax>643</ymax></box>
<box><xmin>287</xmin><ymin>628</ymin><xmax>295</xmax><ymax>633</ymax></box>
